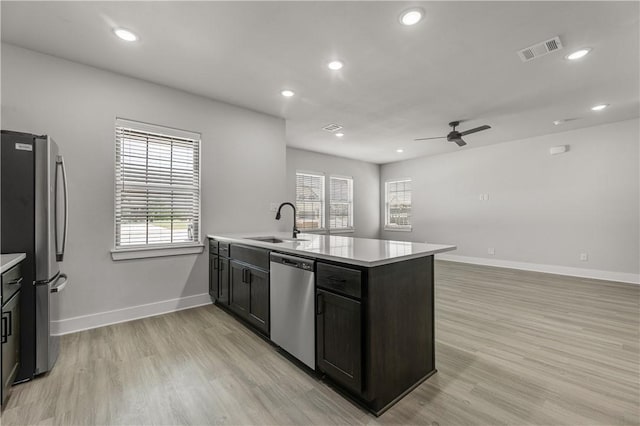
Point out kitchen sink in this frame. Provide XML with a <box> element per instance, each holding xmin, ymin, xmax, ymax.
<box><xmin>246</xmin><ymin>236</ymin><xmax>285</xmax><ymax>243</ymax></box>
<box><xmin>245</xmin><ymin>236</ymin><xmax>309</xmax><ymax>243</ymax></box>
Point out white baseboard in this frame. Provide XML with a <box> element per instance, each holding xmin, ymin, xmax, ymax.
<box><xmin>435</xmin><ymin>254</ymin><xmax>640</xmax><ymax>285</ymax></box>
<box><xmin>51</xmin><ymin>293</ymin><xmax>213</xmax><ymax>336</ymax></box>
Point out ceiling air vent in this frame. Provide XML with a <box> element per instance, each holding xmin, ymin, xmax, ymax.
<box><xmin>322</xmin><ymin>123</ymin><xmax>343</xmax><ymax>132</ymax></box>
<box><xmin>517</xmin><ymin>36</ymin><xmax>563</xmax><ymax>62</ymax></box>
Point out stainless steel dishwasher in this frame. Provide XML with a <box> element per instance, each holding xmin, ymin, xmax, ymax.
<box><xmin>269</xmin><ymin>253</ymin><xmax>315</xmax><ymax>369</ymax></box>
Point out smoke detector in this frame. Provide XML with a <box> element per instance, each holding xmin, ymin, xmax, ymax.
<box><xmin>517</xmin><ymin>36</ymin><xmax>563</xmax><ymax>62</ymax></box>
<box><xmin>322</xmin><ymin>123</ymin><xmax>343</xmax><ymax>132</ymax></box>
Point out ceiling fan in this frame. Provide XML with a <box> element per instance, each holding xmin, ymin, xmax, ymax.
<box><xmin>415</xmin><ymin>121</ymin><xmax>491</xmax><ymax>147</ymax></box>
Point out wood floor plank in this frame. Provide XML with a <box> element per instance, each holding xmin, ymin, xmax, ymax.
<box><xmin>1</xmin><ymin>260</ymin><xmax>638</xmax><ymax>425</ymax></box>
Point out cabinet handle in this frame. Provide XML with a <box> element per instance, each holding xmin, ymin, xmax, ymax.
<box><xmin>7</xmin><ymin>277</ymin><xmax>23</xmax><ymax>286</ymax></box>
<box><xmin>213</xmin><ymin>258</ymin><xmax>219</xmax><ymax>270</ymax></box>
<box><xmin>220</xmin><ymin>261</ymin><xmax>224</xmax><ymax>271</ymax></box>
<box><xmin>327</xmin><ymin>276</ymin><xmax>347</xmax><ymax>283</ymax></box>
<box><xmin>6</xmin><ymin>311</ymin><xmax>11</xmax><ymax>337</ymax></box>
<box><xmin>1</xmin><ymin>315</ymin><xmax>7</xmax><ymax>344</ymax></box>
<box><xmin>316</xmin><ymin>293</ymin><xmax>324</xmax><ymax>314</ymax></box>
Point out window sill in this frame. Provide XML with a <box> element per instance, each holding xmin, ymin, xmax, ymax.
<box><xmin>384</xmin><ymin>227</ymin><xmax>412</xmax><ymax>232</ymax></box>
<box><xmin>298</xmin><ymin>228</ymin><xmax>327</xmax><ymax>234</ymax></box>
<box><xmin>329</xmin><ymin>228</ymin><xmax>355</xmax><ymax>234</ymax></box>
<box><xmin>111</xmin><ymin>244</ymin><xmax>204</xmax><ymax>261</ymax></box>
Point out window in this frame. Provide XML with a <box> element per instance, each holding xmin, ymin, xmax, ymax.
<box><xmin>295</xmin><ymin>172</ymin><xmax>325</xmax><ymax>230</ymax></box>
<box><xmin>385</xmin><ymin>179</ymin><xmax>412</xmax><ymax>230</ymax></box>
<box><xmin>114</xmin><ymin>119</ymin><xmax>201</xmax><ymax>254</ymax></box>
<box><xmin>329</xmin><ymin>176</ymin><xmax>353</xmax><ymax>230</ymax></box>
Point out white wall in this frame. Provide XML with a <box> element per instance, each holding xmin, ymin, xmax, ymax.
<box><xmin>380</xmin><ymin>119</ymin><xmax>640</xmax><ymax>281</ymax></box>
<box><xmin>286</xmin><ymin>147</ymin><xmax>380</xmax><ymax>239</ymax></box>
<box><xmin>1</xmin><ymin>44</ymin><xmax>288</xmax><ymax>330</ymax></box>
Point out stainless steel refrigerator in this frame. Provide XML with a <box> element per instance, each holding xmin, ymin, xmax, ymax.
<box><xmin>1</xmin><ymin>130</ymin><xmax>69</xmax><ymax>382</ymax></box>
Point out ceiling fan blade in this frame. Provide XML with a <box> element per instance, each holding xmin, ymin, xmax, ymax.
<box><xmin>460</xmin><ymin>125</ymin><xmax>491</xmax><ymax>136</ymax></box>
<box><xmin>452</xmin><ymin>138</ymin><xmax>467</xmax><ymax>147</ymax></box>
<box><xmin>414</xmin><ymin>136</ymin><xmax>446</xmax><ymax>141</ymax></box>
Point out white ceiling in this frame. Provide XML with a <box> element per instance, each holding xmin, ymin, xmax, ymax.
<box><xmin>2</xmin><ymin>1</ymin><xmax>639</xmax><ymax>164</ymax></box>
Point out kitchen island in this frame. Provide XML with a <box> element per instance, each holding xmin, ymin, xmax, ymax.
<box><xmin>207</xmin><ymin>232</ymin><xmax>455</xmax><ymax>415</ymax></box>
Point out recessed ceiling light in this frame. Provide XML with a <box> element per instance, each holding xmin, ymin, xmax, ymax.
<box><xmin>566</xmin><ymin>48</ymin><xmax>592</xmax><ymax>61</ymax></box>
<box><xmin>591</xmin><ymin>104</ymin><xmax>609</xmax><ymax>111</ymax></box>
<box><xmin>113</xmin><ymin>28</ymin><xmax>138</xmax><ymax>42</ymax></box>
<box><xmin>396</xmin><ymin>148</ymin><xmax>404</xmax><ymax>153</ymax></box>
<box><xmin>281</xmin><ymin>89</ymin><xmax>295</xmax><ymax>97</ymax></box>
<box><xmin>335</xmin><ymin>132</ymin><xmax>345</xmax><ymax>138</ymax></box>
<box><xmin>553</xmin><ymin>120</ymin><xmax>564</xmax><ymax>126</ymax></box>
<box><xmin>399</xmin><ymin>8</ymin><xmax>424</xmax><ymax>26</ymax></box>
<box><xmin>328</xmin><ymin>61</ymin><xmax>344</xmax><ymax>71</ymax></box>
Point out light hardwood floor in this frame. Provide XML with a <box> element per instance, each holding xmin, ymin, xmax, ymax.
<box><xmin>2</xmin><ymin>261</ymin><xmax>639</xmax><ymax>425</ymax></box>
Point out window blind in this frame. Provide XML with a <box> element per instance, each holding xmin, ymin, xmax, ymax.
<box><xmin>386</xmin><ymin>179</ymin><xmax>412</xmax><ymax>228</ymax></box>
<box><xmin>329</xmin><ymin>176</ymin><xmax>353</xmax><ymax>229</ymax></box>
<box><xmin>295</xmin><ymin>172</ymin><xmax>325</xmax><ymax>230</ymax></box>
<box><xmin>115</xmin><ymin>122</ymin><xmax>201</xmax><ymax>248</ymax></box>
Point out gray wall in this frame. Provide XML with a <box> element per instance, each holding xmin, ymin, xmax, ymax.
<box><xmin>381</xmin><ymin>118</ymin><xmax>640</xmax><ymax>276</ymax></box>
<box><xmin>286</xmin><ymin>147</ymin><xmax>380</xmax><ymax>239</ymax></box>
<box><xmin>1</xmin><ymin>44</ymin><xmax>288</xmax><ymax>321</ymax></box>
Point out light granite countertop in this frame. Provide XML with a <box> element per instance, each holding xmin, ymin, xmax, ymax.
<box><xmin>207</xmin><ymin>232</ymin><xmax>455</xmax><ymax>267</ymax></box>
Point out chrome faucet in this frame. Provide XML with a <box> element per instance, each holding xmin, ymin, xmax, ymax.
<box><xmin>275</xmin><ymin>202</ymin><xmax>300</xmax><ymax>239</ymax></box>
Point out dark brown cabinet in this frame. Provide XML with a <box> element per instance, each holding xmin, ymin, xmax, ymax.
<box><xmin>209</xmin><ymin>240</ymin><xmax>230</xmax><ymax>305</ymax></box>
<box><xmin>229</xmin><ymin>260</ymin><xmax>249</xmax><ymax>314</ymax></box>
<box><xmin>2</xmin><ymin>262</ymin><xmax>22</xmax><ymax>407</ymax></box>
<box><xmin>209</xmin><ymin>256</ymin><xmax>219</xmax><ymax>299</ymax></box>
<box><xmin>218</xmin><ymin>257</ymin><xmax>229</xmax><ymax>304</ymax></box>
<box><xmin>229</xmin><ymin>260</ymin><xmax>269</xmax><ymax>335</ymax></box>
<box><xmin>316</xmin><ymin>289</ymin><xmax>362</xmax><ymax>394</ymax></box>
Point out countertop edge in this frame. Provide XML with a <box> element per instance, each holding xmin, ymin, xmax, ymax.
<box><xmin>206</xmin><ymin>234</ymin><xmax>456</xmax><ymax>267</ymax></box>
<box><xmin>1</xmin><ymin>253</ymin><xmax>26</xmax><ymax>274</ymax></box>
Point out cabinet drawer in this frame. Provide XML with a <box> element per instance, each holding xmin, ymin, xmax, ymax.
<box><xmin>209</xmin><ymin>240</ymin><xmax>218</xmax><ymax>254</ymax></box>
<box><xmin>230</xmin><ymin>244</ymin><xmax>269</xmax><ymax>270</ymax></box>
<box><xmin>317</xmin><ymin>263</ymin><xmax>361</xmax><ymax>299</ymax></box>
<box><xmin>2</xmin><ymin>263</ymin><xmax>22</xmax><ymax>305</ymax></box>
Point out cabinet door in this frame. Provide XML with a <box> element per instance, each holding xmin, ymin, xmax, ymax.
<box><xmin>247</xmin><ymin>267</ymin><xmax>269</xmax><ymax>335</ymax></box>
<box><xmin>316</xmin><ymin>289</ymin><xmax>362</xmax><ymax>394</ymax></box>
<box><xmin>218</xmin><ymin>257</ymin><xmax>230</xmax><ymax>305</ymax></box>
<box><xmin>2</xmin><ymin>291</ymin><xmax>20</xmax><ymax>406</ymax></box>
<box><xmin>229</xmin><ymin>260</ymin><xmax>250</xmax><ymax>317</ymax></box>
<box><xmin>209</xmin><ymin>255</ymin><xmax>219</xmax><ymax>300</ymax></box>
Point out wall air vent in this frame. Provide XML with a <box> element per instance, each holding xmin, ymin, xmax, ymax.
<box><xmin>322</xmin><ymin>123</ymin><xmax>343</xmax><ymax>132</ymax></box>
<box><xmin>517</xmin><ymin>36</ymin><xmax>563</xmax><ymax>62</ymax></box>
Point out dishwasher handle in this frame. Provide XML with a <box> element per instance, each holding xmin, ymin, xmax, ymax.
<box><xmin>270</xmin><ymin>253</ymin><xmax>314</xmax><ymax>271</ymax></box>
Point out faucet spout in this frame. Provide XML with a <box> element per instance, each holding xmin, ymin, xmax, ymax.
<box><xmin>275</xmin><ymin>202</ymin><xmax>300</xmax><ymax>239</ymax></box>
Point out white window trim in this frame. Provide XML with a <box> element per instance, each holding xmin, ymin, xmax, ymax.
<box><xmin>384</xmin><ymin>178</ymin><xmax>412</xmax><ymax>232</ymax></box>
<box><xmin>384</xmin><ymin>226</ymin><xmax>413</xmax><ymax>232</ymax></box>
<box><xmin>329</xmin><ymin>228</ymin><xmax>356</xmax><ymax>234</ymax></box>
<box><xmin>295</xmin><ymin>170</ymin><xmax>327</xmax><ymax>231</ymax></box>
<box><xmin>111</xmin><ymin>244</ymin><xmax>204</xmax><ymax>261</ymax></box>
<box><xmin>329</xmin><ymin>175</ymin><xmax>354</xmax><ymax>232</ymax></box>
<box><xmin>112</xmin><ymin>118</ymin><xmax>202</xmax><ymax>260</ymax></box>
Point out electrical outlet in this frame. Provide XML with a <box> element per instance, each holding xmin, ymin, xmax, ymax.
<box><xmin>580</xmin><ymin>253</ymin><xmax>588</xmax><ymax>261</ymax></box>
<box><xmin>488</xmin><ymin>247</ymin><xmax>495</xmax><ymax>255</ymax></box>
<box><xmin>270</xmin><ymin>203</ymin><xmax>278</xmax><ymax>212</ymax></box>
<box><xmin>484</xmin><ymin>193</ymin><xmax>489</xmax><ymax>201</ymax></box>
<box><xmin>479</xmin><ymin>194</ymin><xmax>484</xmax><ymax>201</ymax></box>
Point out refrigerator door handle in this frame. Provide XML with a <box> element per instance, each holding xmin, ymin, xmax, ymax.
<box><xmin>51</xmin><ymin>273</ymin><xmax>68</xmax><ymax>293</ymax></box>
<box><xmin>55</xmin><ymin>155</ymin><xmax>68</xmax><ymax>262</ymax></box>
